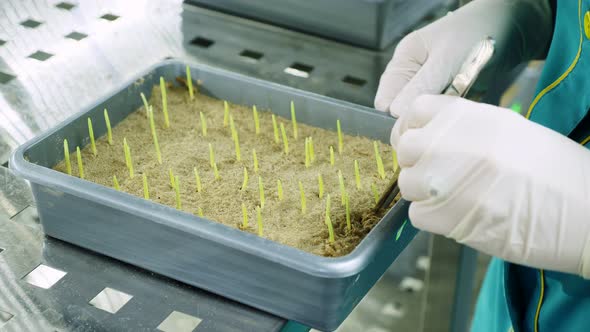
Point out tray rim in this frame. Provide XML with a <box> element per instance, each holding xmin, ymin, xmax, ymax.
<box><xmin>10</xmin><ymin>59</ymin><xmax>403</xmax><ymax>279</ymax></box>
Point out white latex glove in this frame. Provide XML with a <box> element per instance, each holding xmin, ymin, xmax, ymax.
<box><xmin>374</xmin><ymin>0</ymin><xmax>552</xmax><ymax>118</ymax></box>
<box><xmin>395</xmin><ymin>95</ymin><xmax>590</xmax><ymax>278</ymax></box>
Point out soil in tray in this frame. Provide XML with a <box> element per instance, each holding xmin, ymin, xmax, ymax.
<box><xmin>54</xmin><ymin>82</ymin><xmax>398</xmax><ymax>257</ymax></box>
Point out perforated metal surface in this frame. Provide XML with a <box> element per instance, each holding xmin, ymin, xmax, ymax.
<box><xmin>0</xmin><ymin>0</ymin><xmax>445</xmax><ymax>330</ymax></box>
<box><xmin>0</xmin><ymin>0</ymin><xmax>187</xmax><ymax>165</ymax></box>
<box><xmin>1</xmin><ymin>206</ymin><xmax>286</xmax><ymax>332</ymax></box>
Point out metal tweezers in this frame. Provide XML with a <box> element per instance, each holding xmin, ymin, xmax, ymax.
<box><xmin>373</xmin><ymin>37</ymin><xmax>496</xmax><ymax>213</ymax></box>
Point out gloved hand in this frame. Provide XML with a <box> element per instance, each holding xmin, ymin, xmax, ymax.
<box><xmin>395</xmin><ymin>95</ymin><xmax>590</xmax><ymax>278</ymax></box>
<box><xmin>374</xmin><ymin>0</ymin><xmax>552</xmax><ymax>118</ymax></box>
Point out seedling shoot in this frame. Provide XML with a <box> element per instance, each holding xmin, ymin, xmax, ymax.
<box><xmin>392</xmin><ymin>148</ymin><xmax>398</xmax><ymax>171</ymax></box>
<box><xmin>318</xmin><ymin>173</ymin><xmax>324</xmax><ymax>198</ymax></box>
<box><xmin>209</xmin><ymin>143</ymin><xmax>216</xmax><ymax>169</ymax></box>
<box><xmin>354</xmin><ymin>160</ymin><xmax>362</xmax><ymax>189</ymax></box>
<box><xmin>174</xmin><ymin>175</ymin><xmax>181</xmax><ymax>209</ymax></box>
<box><xmin>325</xmin><ymin>194</ymin><xmax>331</xmax><ymax>220</ymax></box>
<box><xmin>252</xmin><ymin>149</ymin><xmax>259</xmax><ymax>173</ymax></box>
<box><xmin>257</xmin><ymin>206</ymin><xmax>263</xmax><ymax>236</ymax></box>
<box><xmin>338</xmin><ymin>170</ymin><xmax>346</xmax><ymax>206</ymax></box>
<box><xmin>140</xmin><ymin>92</ymin><xmax>150</xmax><ymax>118</ymax></box>
<box><xmin>169</xmin><ymin>168</ymin><xmax>175</xmax><ymax>188</ymax></box>
<box><xmin>213</xmin><ymin>162</ymin><xmax>220</xmax><ymax>180</ymax></box>
<box><xmin>104</xmin><ymin>109</ymin><xmax>113</xmax><ymax>145</ymax></box>
<box><xmin>123</xmin><ymin>137</ymin><xmax>134</xmax><ymax>179</ymax></box>
<box><xmin>87</xmin><ymin>118</ymin><xmax>97</xmax><ymax>156</ymax></box>
<box><xmin>76</xmin><ymin>146</ymin><xmax>84</xmax><ymax>179</ymax></box>
<box><xmin>277</xmin><ymin>179</ymin><xmax>284</xmax><ymax>201</ymax></box>
<box><xmin>373</xmin><ymin>141</ymin><xmax>386</xmax><ymax>179</ymax></box>
<box><xmin>258</xmin><ymin>176</ymin><xmax>265</xmax><ymax>208</ymax></box>
<box><xmin>253</xmin><ymin>105</ymin><xmax>260</xmax><ymax>135</ymax></box>
<box><xmin>291</xmin><ymin>101</ymin><xmax>298</xmax><ymax>139</ymax></box>
<box><xmin>233</xmin><ymin>130</ymin><xmax>242</xmax><ymax>161</ymax></box>
<box><xmin>326</xmin><ymin>215</ymin><xmax>335</xmax><ymax>243</ymax></box>
<box><xmin>143</xmin><ymin>173</ymin><xmax>150</xmax><ymax>199</ymax></box>
<box><xmin>345</xmin><ymin>194</ymin><xmax>351</xmax><ymax>231</ymax></box>
<box><xmin>371</xmin><ymin>183</ymin><xmax>379</xmax><ymax>204</ymax></box>
<box><xmin>272</xmin><ymin>114</ymin><xmax>280</xmax><ymax>144</ymax></box>
<box><xmin>186</xmin><ymin>65</ymin><xmax>194</xmax><ymax>100</ymax></box>
<box><xmin>223</xmin><ymin>101</ymin><xmax>230</xmax><ymax>127</ymax></box>
<box><xmin>229</xmin><ymin>115</ymin><xmax>241</xmax><ymax>161</ymax></box>
<box><xmin>160</xmin><ymin>77</ymin><xmax>170</xmax><ymax>128</ymax></box>
<box><xmin>193</xmin><ymin>167</ymin><xmax>202</xmax><ymax>192</ymax></box>
<box><xmin>63</xmin><ymin>139</ymin><xmax>72</xmax><ymax>175</ymax></box>
<box><xmin>148</xmin><ymin>108</ymin><xmax>162</xmax><ymax>164</ymax></box>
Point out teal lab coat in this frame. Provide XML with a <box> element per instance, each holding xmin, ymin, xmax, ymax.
<box><xmin>472</xmin><ymin>0</ymin><xmax>590</xmax><ymax>331</ymax></box>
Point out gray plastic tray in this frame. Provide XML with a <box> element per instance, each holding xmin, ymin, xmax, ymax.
<box><xmin>10</xmin><ymin>61</ymin><xmax>415</xmax><ymax>331</ymax></box>
<box><xmin>185</xmin><ymin>0</ymin><xmax>447</xmax><ymax>50</ymax></box>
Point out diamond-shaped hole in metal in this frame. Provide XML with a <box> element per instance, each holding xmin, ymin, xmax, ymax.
<box><xmin>399</xmin><ymin>276</ymin><xmax>424</xmax><ymax>293</ymax></box>
<box><xmin>342</xmin><ymin>75</ymin><xmax>367</xmax><ymax>87</ymax></box>
<box><xmin>100</xmin><ymin>13</ymin><xmax>119</xmax><ymax>21</ymax></box>
<box><xmin>416</xmin><ymin>255</ymin><xmax>430</xmax><ymax>271</ymax></box>
<box><xmin>20</xmin><ymin>19</ymin><xmax>42</xmax><ymax>28</ymax></box>
<box><xmin>240</xmin><ymin>49</ymin><xmax>263</xmax><ymax>62</ymax></box>
<box><xmin>380</xmin><ymin>301</ymin><xmax>405</xmax><ymax>319</ymax></box>
<box><xmin>65</xmin><ymin>31</ymin><xmax>87</xmax><ymax>41</ymax></box>
<box><xmin>0</xmin><ymin>309</ymin><xmax>13</xmax><ymax>325</ymax></box>
<box><xmin>284</xmin><ymin>62</ymin><xmax>314</xmax><ymax>78</ymax></box>
<box><xmin>56</xmin><ymin>2</ymin><xmax>76</xmax><ymax>10</ymax></box>
<box><xmin>22</xmin><ymin>264</ymin><xmax>67</xmax><ymax>289</ymax></box>
<box><xmin>190</xmin><ymin>36</ymin><xmax>214</xmax><ymax>48</ymax></box>
<box><xmin>89</xmin><ymin>287</ymin><xmax>133</xmax><ymax>314</ymax></box>
<box><xmin>28</xmin><ymin>51</ymin><xmax>53</xmax><ymax>61</ymax></box>
<box><xmin>157</xmin><ymin>311</ymin><xmax>202</xmax><ymax>332</ymax></box>
<box><xmin>0</xmin><ymin>71</ymin><xmax>16</xmax><ymax>85</ymax></box>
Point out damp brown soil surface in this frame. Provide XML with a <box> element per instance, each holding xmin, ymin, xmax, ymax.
<box><xmin>54</xmin><ymin>83</ymin><xmax>398</xmax><ymax>257</ymax></box>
